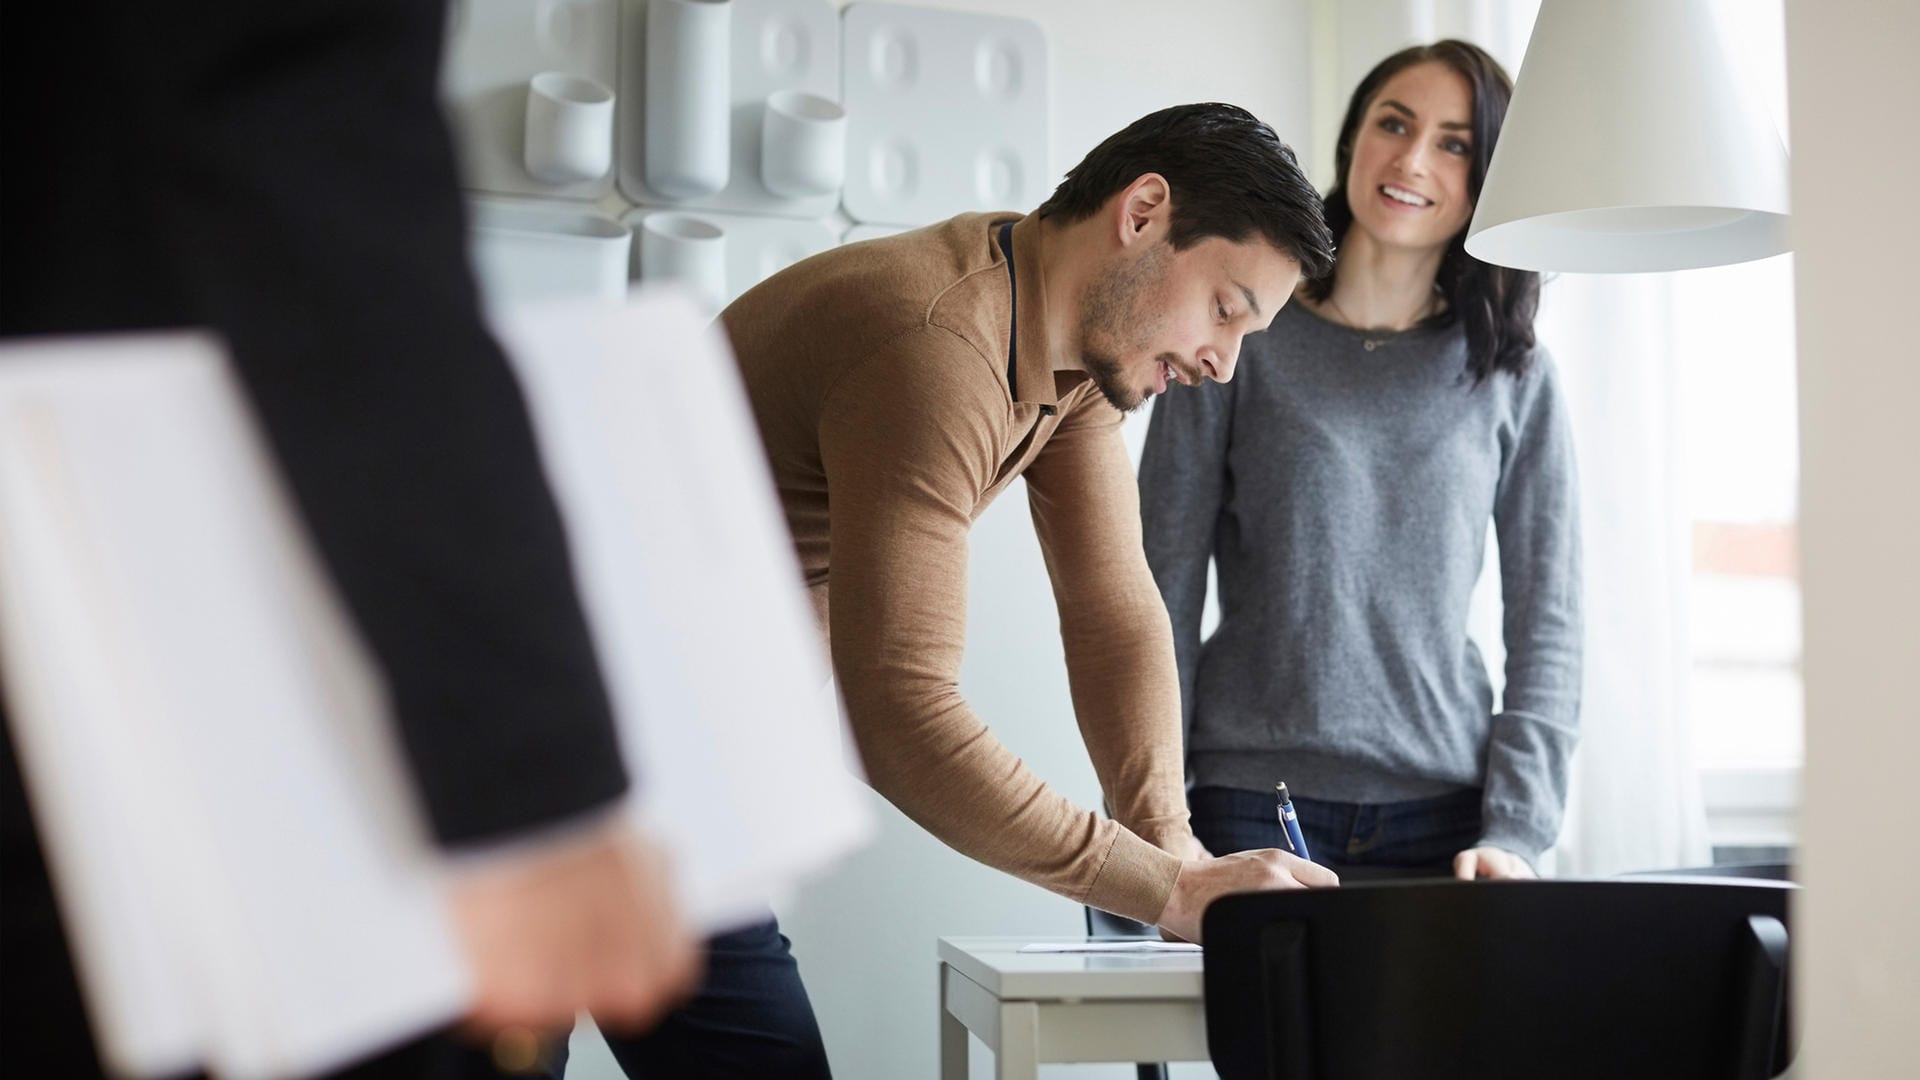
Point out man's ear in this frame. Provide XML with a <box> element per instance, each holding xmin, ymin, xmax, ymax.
<box><xmin>1113</xmin><ymin>173</ymin><xmax>1171</xmax><ymax>248</ymax></box>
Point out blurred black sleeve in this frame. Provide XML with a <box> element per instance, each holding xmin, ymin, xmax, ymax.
<box><xmin>0</xmin><ymin>0</ymin><xmax>630</xmax><ymax>845</ymax></box>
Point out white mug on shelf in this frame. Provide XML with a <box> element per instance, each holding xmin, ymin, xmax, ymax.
<box><xmin>645</xmin><ymin>0</ymin><xmax>732</xmax><ymax>199</ymax></box>
<box><xmin>760</xmin><ymin>90</ymin><xmax>847</xmax><ymax>199</ymax></box>
<box><xmin>639</xmin><ymin>214</ymin><xmax>727</xmax><ymax>312</ymax></box>
<box><xmin>523</xmin><ymin>72</ymin><xmax>615</xmax><ymax>184</ymax></box>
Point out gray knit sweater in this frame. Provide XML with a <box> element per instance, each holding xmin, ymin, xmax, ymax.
<box><xmin>1138</xmin><ymin>301</ymin><xmax>1583</xmax><ymax>861</ymax></box>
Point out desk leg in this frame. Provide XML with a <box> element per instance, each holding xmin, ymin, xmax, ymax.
<box><xmin>939</xmin><ymin>964</ymin><xmax>968</xmax><ymax>1080</ymax></box>
<box><xmin>995</xmin><ymin>1001</ymin><xmax>1039</xmax><ymax>1080</ymax></box>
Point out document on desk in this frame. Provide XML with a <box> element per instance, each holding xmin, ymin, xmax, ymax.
<box><xmin>1021</xmin><ymin>942</ymin><xmax>1203</xmax><ymax>954</ymax></box>
<box><xmin>0</xmin><ymin>292</ymin><xmax>872</xmax><ymax>1080</ymax></box>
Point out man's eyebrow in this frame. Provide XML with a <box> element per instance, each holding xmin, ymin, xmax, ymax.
<box><xmin>1235</xmin><ymin>280</ymin><xmax>1261</xmax><ymax>318</ymax></box>
<box><xmin>1378</xmin><ymin>98</ymin><xmax>1472</xmax><ymax>132</ymax></box>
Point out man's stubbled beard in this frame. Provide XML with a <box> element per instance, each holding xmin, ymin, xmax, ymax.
<box><xmin>1077</xmin><ymin>240</ymin><xmax>1174</xmax><ymax>414</ymax></box>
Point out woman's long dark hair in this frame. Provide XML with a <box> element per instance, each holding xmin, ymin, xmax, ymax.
<box><xmin>1305</xmin><ymin>40</ymin><xmax>1540</xmax><ymax>382</ymax></box>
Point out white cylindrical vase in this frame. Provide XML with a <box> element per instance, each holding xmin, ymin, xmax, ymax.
<box><xmin>760</xmin><ymin>90</ymin><xmax>847</xmax><ymax>199</ymax></box>
<box><xmin>524</xmin><ymin>72</ymin><xmax>616</xmax><ymax>184</ymax></box>
<box><xmin>645</xmin><ymin>0</ymin><xmax>732</xmax><ymax>199</ymax></box>
<box><xmin>639</xmin><ymin>213</ymin><xmax>727</xmax><ymax>312</ymax></box>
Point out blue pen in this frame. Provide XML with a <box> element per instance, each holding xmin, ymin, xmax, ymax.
<box><xmin>1276</xmin><ymin>781</ymin><xmax>1311</xmax><ymax>862</ymax></box>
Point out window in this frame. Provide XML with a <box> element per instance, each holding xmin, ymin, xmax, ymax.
<box><xmin>1675</xmin><ymin>1</ymin><xmax>1800</xmax><ymax>853</ymax></box>
<box><xmin>1676</xmin><ymin>254</ymin><xmax>1801</xmax><ymax>850</ymax></box>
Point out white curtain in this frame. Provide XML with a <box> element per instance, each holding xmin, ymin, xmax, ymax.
<box><xmin>1311</xmin><ymin>0</ymin><xmax>1713</xmax><ymax>874</ymax></box>
<box><xmin>1536</xmin><ymin>276</ymin><xmax>1713</xmax><ymax>875</ymax></box>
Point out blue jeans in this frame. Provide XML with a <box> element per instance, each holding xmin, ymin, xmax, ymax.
<box><xmin>1189</xmin><ymin>785</ymin><xmax>1484</xmax><ymax>882</ymax></box>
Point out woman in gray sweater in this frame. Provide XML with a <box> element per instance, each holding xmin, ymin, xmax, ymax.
<box><xmin>1140</xmin><ymin>40</ymin><xmax>1581</xmax><ymax>880</ymax></box>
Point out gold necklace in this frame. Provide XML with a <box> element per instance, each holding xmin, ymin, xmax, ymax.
<box><xmin>1325</xmin><ymin>290</ymin><xmax>1438</xmax><ymax>352</ymax></box>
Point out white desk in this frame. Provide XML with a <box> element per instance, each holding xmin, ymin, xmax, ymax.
<box><xmin>937</xmin><ymin>937</ymin><xmax>1207</xmax><ymax>1079</ymax></box>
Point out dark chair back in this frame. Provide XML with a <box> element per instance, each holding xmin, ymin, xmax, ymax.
<box><xmin>1202</xmin><ymin>880</ymin><xmax>1794</xmax><ymax>1080</ymax></box>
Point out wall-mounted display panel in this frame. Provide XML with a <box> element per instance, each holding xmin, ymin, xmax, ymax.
<box><xmin>841</xmin><ymin>3</ymin><xmax>1049</xmax><ymax>226</ymax></box>
<box><xmin>628</xmin><ymin>208</ymin><xmax>838</xmax><ymax>310</ymax></box>
<box><xmin>618</xmin><ymin>0</ymin><xmax>842</xmax><ymax>219</ymax></box>
<box><xmin>444</xmin><ymin>0</ymin><xmax>622</xmax><ymax>201</ymax></box>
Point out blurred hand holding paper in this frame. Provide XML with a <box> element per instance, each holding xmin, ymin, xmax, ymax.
<box><xmin>0</xmin><ymin>291</ymin><xmax>870</xmax><ymax>1079</ymax></box>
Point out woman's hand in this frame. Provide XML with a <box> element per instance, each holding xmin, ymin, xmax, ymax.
<box><xmin>1452</xmin><ymin>845</ymin><xmax>1535</xmax><ymax>880</ymax></box>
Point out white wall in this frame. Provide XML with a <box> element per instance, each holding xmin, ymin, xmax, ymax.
<box><xmin>774</xmin><ymin>3</ymin><xmax>1313</xmax><ymax>1079</ymax></box>
<box><xmin>1784</xmin><ymin>0</ymin><xmax>1920</xmax><ymax>1075</ymax></box>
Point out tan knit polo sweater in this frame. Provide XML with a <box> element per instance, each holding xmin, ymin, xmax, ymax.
<box><xmin>720</xmin><ymin>212</ymin><xmax>1189</xmax><ymax>923</ymax></box>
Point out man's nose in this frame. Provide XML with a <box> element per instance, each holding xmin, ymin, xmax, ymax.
<box><xmin>1202</xmin><ymin>338</ymin><xmax>1241</xmax><ymax>384</ymax></box>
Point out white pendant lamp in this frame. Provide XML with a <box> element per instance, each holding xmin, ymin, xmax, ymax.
<box><xmin>1464</xmin><ymin>0</ymin><xmax>1791</xmax><ymax>273</ymax></box>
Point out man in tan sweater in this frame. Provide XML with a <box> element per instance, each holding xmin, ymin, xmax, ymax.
<box><xmin>584</xmin><ymin>104</ymin><xmax>1340</xmax><ymax>1078</ymax></box>
<box><xmin>739</xmin><ymin>101</ymin><xmax>1341</xmax><ymax>917</ymax></box>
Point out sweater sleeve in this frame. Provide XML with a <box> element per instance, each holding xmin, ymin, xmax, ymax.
<box><xmin>817</xmin><ymin>332</ymin><xmax>1182</xmax><ymax>924</ymax></box>
<box><xmin>1024</xmin><ymin>388</ymin><xmax>1193</xmax><ymax>863</ymax></box>
<box><xmin>1137</xmin><ymin>376</ymin><xmax>1236</xmax><ymax>760</ymax></box>
<box><xmin>1481</xmin><ymin>349</ymin><xmax>1585</xmax><ymax>861</ymax></box>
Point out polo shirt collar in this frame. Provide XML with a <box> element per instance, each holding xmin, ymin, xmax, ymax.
<box><xmin>1002</xmin><ymin>212</ymin><xmax>1069</xmax><ymax>411</ymax></box>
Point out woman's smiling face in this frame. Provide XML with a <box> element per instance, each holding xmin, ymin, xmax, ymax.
<box><xmin>1344</xmin><ymin>60</ymin><xmax>1478</xmax><ymax>255</ymax></box>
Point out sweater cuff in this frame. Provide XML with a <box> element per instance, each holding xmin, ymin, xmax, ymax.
<box><xmin>1128</xmin><ymin>816</ymin><xmax>1198</xmax><ymax>858</ymax></box>
<box><xmin>1083</xmin><ymin>827</ymin><xmax>1185</xmax><ymax>925</ymax></box>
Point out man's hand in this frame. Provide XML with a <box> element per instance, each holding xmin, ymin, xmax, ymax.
<box><xmin>1452</xmin><ymin>845</ymin><xmax>1535</xmax><ymax>880</ymax></box>
<box><xmin>1155</xmin><ymin>848</ymin><xmax>1338</xmax><ymax>943</ymax></box>
<box><xmin>449</xmin><ymin>820</ymin><xmax>702</xmax><ymax>1038</ymax></box>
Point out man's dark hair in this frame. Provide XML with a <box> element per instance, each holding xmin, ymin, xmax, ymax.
<box><xmin>1037</xmin><ymin>103</ymin><xmax>1334</xmax><ymax>280</ymax></box>
<box><xmin>1307</xmin><ymin>40</ymin><xmax>1540</xmax><ymax>383</ymax></box>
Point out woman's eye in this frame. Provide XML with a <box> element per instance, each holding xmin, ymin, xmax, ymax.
<box><xmin>1444</xmin><ymin>139</ymin><xmax>1472</xmax><ymax>155</ymax></box>
<box><xmin>1379</xmin><ymin>117</ymin><xmax>1406</xmax><ymax>134</ymax></box>
<box><xmin>1216</xmin><ymin>302</ymin><xmax>1229</xmax><ymax>322</ymax></box>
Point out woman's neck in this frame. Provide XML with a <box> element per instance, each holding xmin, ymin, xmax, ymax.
<box><xmin>1313</xmin><ymin>228</ymin><xmax>1447</xmax><ymax>331</ymax></box>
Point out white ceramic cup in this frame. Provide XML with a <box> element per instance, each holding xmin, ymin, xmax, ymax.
<box><xmin>760</xmin><ymin>90</ymin><xmax>847</xmax><ymax>199</ymax></box>
<box><xmin>645</xmin><ymin>0</ymin><xmax>732</xmax><ymax>198</ymax></box>
<box><xmin>639</xmin><ymin>214</ymin><xmax>727</xmax><ymax>312</ymax></box>
<box><xmin>523</xmin><ymin>72</ymin><xmax>615</xmax><ymax>184</ymax></box>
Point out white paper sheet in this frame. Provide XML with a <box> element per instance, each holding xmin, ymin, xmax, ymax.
<box><xmin>1018</xmin><ymin>942</ymin><xmax>1202</xmax><ymax>954</ymax></box>
<box><xmin>492</xmin><ymin>291</ymin><xmax>872</xmax><ymax>927</ymax></box>
<box><xmin>0</xmin><ymin>291</ymin><xmax>870</xmax><ymax>1078</ymax></box>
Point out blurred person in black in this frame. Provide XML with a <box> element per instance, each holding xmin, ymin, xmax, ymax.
<box><xmin>1</xmin><ymin>1</ymin><xmax>698</xmax><ymax>1075</ymax></box>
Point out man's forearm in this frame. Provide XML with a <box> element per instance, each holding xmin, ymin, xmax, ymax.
<box><xmin>1060</xmin><ymin>593</ymin><xmax>1192</xmax><ymax>856</ymax></box>
<box><xmin>843</xmin><ymin>676</ymin><xmax>1183</xmax><ymax>923</ymax></box>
